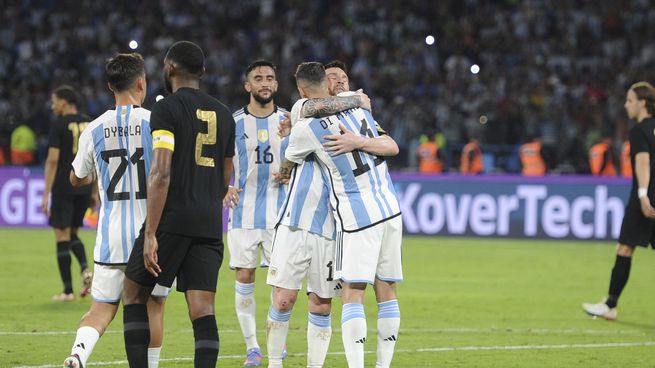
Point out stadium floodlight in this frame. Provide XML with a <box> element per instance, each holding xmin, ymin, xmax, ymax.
<box><xmin>425</xmin><ymin>35</ymin><xmax>435</xmax><ymax>46</ymax></box>
<box><xmin>129</xmin><ymin>40</ymin><xmax>139</xmax><ymax>50</ymax></box>
<box><xmin>470</xmin><ymin>64</ymin><xmax>480</xmax><ymax>74</ymax></box>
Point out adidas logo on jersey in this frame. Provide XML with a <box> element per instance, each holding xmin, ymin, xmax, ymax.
<box><xmin>240</xmin><ymin>133</ymin><xmax>249</xmax><ymax>140</ymax></box>
<box><xmin>384</xmin><ymin>335</ymin><xmax>397</xmax><ymax>341</ymax></box>
<box><xmin>355</xmin><ymin>337</ymin><xmax>366</xmax><ymax>344</ymax></box>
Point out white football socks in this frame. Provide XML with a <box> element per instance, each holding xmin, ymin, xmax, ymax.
<box><xmin>307</xmin><ymin>312</ymin><xmax>332</xmax><ymax>367</ymax></box>
<box><xmin>71</xmin><ymin>326</ymin><xmax>100</xmax><ymax>366</ymax></box>
<box><xmin>375</xmin><ymin>300</ymin><xmax>400</xmax><ymax>368</ymax></box>
<box><xmin>235</xmin><ymin>281</ymin><xmax>259</xmax><ymax>350</ymax></box>
<box><xmin>341</xmin><ymin>303</ymin><xmax>366</xmax><ymax>368</ymax></box>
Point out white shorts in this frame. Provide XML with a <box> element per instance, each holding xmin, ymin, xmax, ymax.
<box><xmin>227</xmin><ymin>228</ymin><xmax>274</xmax><ymax>269</ymax></box>
<box><xmin>267</xmin><ymin>225</ymin><xmax>341</xmax><ymax>299</ymax></box>
<box><xmin>92</xmin><ymin>264</ymin><xmax>171</xmax><ymax>303</ymax></box>
<box><xmin>335</xmin><ymin>215</ymin><xmax>403</xmax><ymax>284</ymax></box>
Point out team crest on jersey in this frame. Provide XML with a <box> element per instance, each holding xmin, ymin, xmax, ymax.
<box><xmin>258</xmin><ymin>129</ymin><xmax>269</xmax><ymax>142</ymax></box>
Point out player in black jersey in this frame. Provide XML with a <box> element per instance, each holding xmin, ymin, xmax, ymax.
<box><xmin>123</xmin><ymin>41</ymin><xmax>235</xmax><ymax>368</ymax></box>
<box><xmin>43</xmin><ymin>85</ymin><xmax>94</xmax><ymax>301</ymax></box>
<box><xmin>583</xmin><ymin>81</ymin><xmax>655</xmax><ymax>320</ymax></box>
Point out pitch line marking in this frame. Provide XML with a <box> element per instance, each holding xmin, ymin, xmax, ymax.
<box><xmin>12</xmin><ymin>341</ymin><xmax>655</xmax><ymax>367</ymax></box>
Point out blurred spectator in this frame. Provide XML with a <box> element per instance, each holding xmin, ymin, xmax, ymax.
<box><xmin>417</xmin><ymin>133</ymin><xmax>443</xmax><ymax>174</ymax></box>
<box><xmin>519</xmin><ymin>137</ymin><xmax>546</xmax><ymax>176</ymax></box>
<box><xmin>589</xmin><ymin>137</ymin><xmax>617</xmax><ymax>176</ymax></box>
<box><xmin>460</xmin><ymin>138</ymin><xmax>484</xmax><ymax>175</ymax></box>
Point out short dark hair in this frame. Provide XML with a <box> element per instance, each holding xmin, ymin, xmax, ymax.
<box><xmin>165</xmin><ymin>41</ymin><xmax>205</xmax><ymax>76</ymax></box>
<box><xmin>324</xmin><ymin>60</ymin><xmax>347</xmax><ymax>74</ymax></box>
<box><xmin>245</xmin><ymin>59</ymin><xmax>277</xmax><ymax>78</ymax></box>
<box><xmin>630</xmin><ymin>81</ymin><xmax>655</xmax><ymax>115</ymax></box>
<box><xmin>105</xmin><ymin>53</ymin><xmax>145</xmax><ymax>92</ymax></box>
<box><xmin>294</xmin><ymin>62</ymin><xmax>326</xmax><ymax>86</ymax></box>
<box><xmin>53</xmin><ymin>85</ymin><xmax>79</xmax><ymax>107</ymax></box>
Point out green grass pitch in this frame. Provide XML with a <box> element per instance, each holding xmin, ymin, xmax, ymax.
<box><xmin>1</xmin><ymin>228</ymin><xmax>655</xmax><ymax>367</ymax></box>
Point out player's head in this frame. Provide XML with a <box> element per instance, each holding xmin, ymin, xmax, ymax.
<box><xmin>325</xmin><ymin>60</ymin><xmax>349</xmax><ymax>96</ymax></box>
<box><xmin>625</xmin><ymin>81</ymin><xmax>655</xmax><ymax>121</ymax></box>
<box><xmin>50</xmin><ymin>85</ymin><xmax>79</xmax><ymax>116</ymax></box>
<box><xmin>163</xmin><ymin>41</ymin><xmax>205</xmax><ymax>93</ymax></box>
<box><xmin>244</xmin><ymin>59</ymin><xmax>278</xmax><ymax>105</ymax></box>
<box><xmin>105</xmin><ymin>52</ymin><xmax>147</xmax><ymax>104</ymax></box>
<box><xmin>294</xmin><ymin>62</ymin><xmax>328</xmax><ymax>98</ymax></box>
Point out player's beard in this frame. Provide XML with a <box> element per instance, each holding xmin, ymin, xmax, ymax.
<box><xmin>164</xmin><ymin>72</ymin><xmax>173</xmax><ymax>94</ymax></box>
<box><xmin>252</xmin><ymin>90</ymin><xmax>275</xmax><ymax>105</ymax></box>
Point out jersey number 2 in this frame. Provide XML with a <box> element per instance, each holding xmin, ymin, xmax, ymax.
<box><xmin>195</xmin><ymin>109</ymin><xmax>217</xmax><ymax>167</ymax></box>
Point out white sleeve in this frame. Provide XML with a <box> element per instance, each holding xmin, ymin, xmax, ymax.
<box><xmin>71</xmin><ymin>129</ymin><xmax>95</xmax><ymax>179</ymax></box>
<box><xmin>285</xmin><ymin>122</ymin><xmax>316</xmax><ymax>164</ymax></box>
<box><xmin>290</xmin><ymin>98</ymin><xmax>309</xmax><ymax>126</ymax></box>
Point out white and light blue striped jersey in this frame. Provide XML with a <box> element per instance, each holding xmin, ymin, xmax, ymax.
<box><xmin>277</xmin><ymin>154</ymin><xmax>336</xmax><ymax>240</ymax></box>
<box><xmin>229</xmin><ymin>106</ymin><xmax>289</xmax><ymax>230</ymax></box>
<box><xmin>285</xmin><ymin>103</ymin><xmax>400</xmax><ymax>232</ymax></box>
<box><xmin>72</xmin><ymin>105</ymin><xmax>152</xmax><ymax>265</ymax></box>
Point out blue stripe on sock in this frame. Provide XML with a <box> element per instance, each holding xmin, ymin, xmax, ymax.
<box><xmin>269</xmin><ymin>306</ymin><xmax>292</xmax><ymax>322</ymax></box>
<box><xmin>378</xmin><ymin>300</ymin><xmax>400</xmax><ymax>318</ymax></box>
<box><xmin>235</xmin><ymin>282</ymin><xmax>255</xmax><ymax>295</ymax></box>
<box><xmin>342</xmin><ymin>303</ymin><xmax>366</xmax><ymax>324</ymax></box>
<box><xmin>309</xmin><ymin>313</ymin><xmax>331</xmax><ymax>328</ymax></box>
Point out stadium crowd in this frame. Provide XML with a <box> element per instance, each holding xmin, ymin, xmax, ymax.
<box><xmin>0</xmin><ymin>0</ymin><xmax>654</xmax><ymax>172</ymax></box>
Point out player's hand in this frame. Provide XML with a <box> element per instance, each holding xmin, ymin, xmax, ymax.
<box><xmin>278</xmin><ymin>112</ymin><xmax>291</xmax><ymax>138</ymax></box>
<box><xmin>323</xmin><ymin>123</ymin><xmax>365</xmax><ymax>155</ymax></box>
<box><xmin>143</xmin><ymin>233</ymin><xmax>161</xmax><ymax>277</ymax></box>
<box><xmin>356</xmin><ymin>89</ymin><xmax>372</xmax><ymax>112</ymax></box>
<box><xmin>223</xmin><ymin>186</ymin><xmax>243</xmax><ymax>208</ymax></box>
<box><xmin>272</xmin><ymin>172</ymin><xmax>290</xmax><ymax>185</ymax></box>
<box><xmin>640</xmin><ymin>197</ymin><xmax>655</xmax><ymax>219</ymax></box>
<box><xmin>41</xmin><ymin>194</ymin><xmax>49</xmax><ymax>217</ymax></box>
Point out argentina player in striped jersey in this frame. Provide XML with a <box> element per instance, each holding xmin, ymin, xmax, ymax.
<box><xmin>225</xmin><ymin>60</ymin><xmax>290</xmax><ymax>366</ymax></box>
<box><xmin>277</xmin><ymin>62</ymin><xmax>402</xmax><ymax>368</ymax></box>
<box><xmin>266</xmin><ymin>61</ymin><xmax>398</xmax><ymax>368</ymax></box>
<box><xmin>65</xmin><ymin>53</ymin><xmax>169</xmax><ymax>368</ymax></box>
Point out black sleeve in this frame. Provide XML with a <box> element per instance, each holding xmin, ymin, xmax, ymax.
<box><xmin>150</xmin><ymin>99</ymin><xmax>176</xmax><ymax>134</ymax></box>
<box><xmin>224</xmin><ymin>108</ymin><xmax>235</xmax><ymax>158</ymax></box>
<box><xmin>48</xmin><ymin>119</ymin><xmax>61</xmax><ymax>149</ymax></box>
<box><xmin>630</xmin><ymin>126</ymin><xmax>649</xmax><ymax>155</ymax></box>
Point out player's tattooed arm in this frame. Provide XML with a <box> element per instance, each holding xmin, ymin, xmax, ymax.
<box><xmin>273</xmin><ymin>159</ymin><xmax>296</xmax><ymax>184</ymax></box>
<box><xmin>301</xmin><ymin>90</ymin><xmax>371</xmax><ymax>118</ymax></box>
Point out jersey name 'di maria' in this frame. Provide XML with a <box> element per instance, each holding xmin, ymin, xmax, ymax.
<box><xmin>229</xmin><ymin>106</ymin><xmax>289</xmax><ymax>230</ymax></box>
<box><xmin>72</xmin><ymin>105</ymin><xmax>151</xmax><ymax>264</ymax></box>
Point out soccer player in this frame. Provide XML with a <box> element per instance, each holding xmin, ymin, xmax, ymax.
<box><xmin>583</xmin><ymin>81</ymin><xmax>655</xmax><ymax>320</ymax></box>
<box><xmin>278</xmin><ymin>62</ymin><xmax>402</xmax><ymax>368</ymax></box>
<box><xmin>122</xmin><ymin>41</ymin><xmax>235</xmax><ymax>368</ymax></box>
<box><xmin>43</xmin><ymin>85</ymin><xmax>94</xmax><ymax>301</ymax></box>
<box><xmin>227</xmin><ymin>60</ymin><xmax>288</xmax><ymax>366</ymax></box>
<box><xmin>266</xmin><ymin>71</ymin><xmax>383</xmax><ymax>368</ymax></box>
<box><xmin>64</xmin><ymin>53</ymin><xmax>169</xmax><ymax>368</ymax></box>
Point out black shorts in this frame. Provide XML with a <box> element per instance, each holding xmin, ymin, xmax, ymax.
<box><xmin>618</xmin><ymin>206</ymin><xmax>655</xmax><ymax>249</ymax></box>
<box><xmin>48</xmin><ymin>193</ymin><xmax>90</xmax><ymax>229</ymax></box>
<box><xmin>125</xmin><ymin>229</ymin><xmax>224</xmax><ymax>293</ymax></box>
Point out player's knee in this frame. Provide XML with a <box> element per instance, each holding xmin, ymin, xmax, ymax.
<box><xmin>122</xmin><ymin>278</ymin><xmax>150</xmax><ymax>305</ymax></box>
<box><xmin>235</xmin><ymin>267</ymin><xmax>256</xmax><ymax>283</ymax></box>
<box><xmin>274</xmin><ymin>291</ymin><xmax>297</xmax><ymax>312</ymax></box>
<box><xmin>616</xmin><ymin>244</ymin><xmax>634</xmax><ymax>257</ymax></box>
<box><xmin>307</xmin><ymin>293</ymin><xmax>332</xmax><ymax>315</ymax></box>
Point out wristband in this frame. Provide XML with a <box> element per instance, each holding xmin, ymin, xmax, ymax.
<box><xmin>638</xmin><ymin>188</ymin><xmax>648</xmax><ymax>198</ymax></box>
